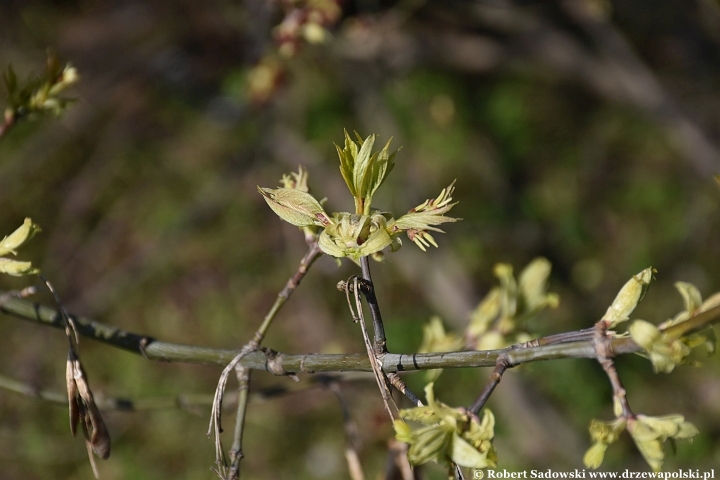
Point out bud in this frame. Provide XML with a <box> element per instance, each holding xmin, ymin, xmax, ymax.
<box><xmin>602</xmin><ymin>267</ymin><xmax>654</xmax><ymax>327</ymax></box>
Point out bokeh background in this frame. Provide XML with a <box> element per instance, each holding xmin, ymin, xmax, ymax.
<box><xmin>1</xmin><ymin>0</ymin><xmax>720</xmax><ymax>479</ymax></box>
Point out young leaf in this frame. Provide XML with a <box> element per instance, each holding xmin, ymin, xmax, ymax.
<box><xmin>258</xmin><ymin>187</ymin><xmax>330</xmax><ymax>227</ymax></box>
<box><xmin>0</xmin><ymin>218</ymin><xmax>41</xmax><ymax>256</ymax></box>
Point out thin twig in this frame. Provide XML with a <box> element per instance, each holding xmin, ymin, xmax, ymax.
<box><xmin>253</xmin><ymin>240</ymin><xmax>322</xmax><ymax>344</ymax></box>
<box><xmin>360</xmin><ymin>256</ymin><xmax>388</xmax><ymax>355</ymax></box>
<box><xmin>228</xmin><ymin>367</ymin><xmax>250</xmax><ymax>480</ymax></box>
<box><xmin>340</xmin><ymin>275</ymin><xmax>424</xmax><ymax>408</ymax></box>
<box><xmin>0</xmin><ymin>372</ymin><xmax>350</xmax><ymax>411</ymax></box>
<box><xmin>209</xmin><ymin>238</ymin><xmax>322</xmax><ymax>479</ymax></box>
<box><xmin>468</xmin><ymin>353</ymin><xmax>509</xmax><ymax>415</ymax></box>
<box><xmin>594</xmin><ymin>320</ymin><xmax>633</xmax><ymax>418</ymax></box>
<box><xmin>350</xmin><ymin>276</ymin><xmax>396</xmax><ymax>421</ymax></box>
<box><xmin>208</xmin><ymin>345</ymin><xmax>255</xmax><ymax>478</ymax></box>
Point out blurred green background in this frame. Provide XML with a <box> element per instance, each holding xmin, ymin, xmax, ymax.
<box><xmin>1</xmin><ymin>0</ymin><xmax>720</xmax><ymax>478</ymax></box>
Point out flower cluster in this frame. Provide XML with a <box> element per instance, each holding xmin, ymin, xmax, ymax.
<box><xmin>584</xmin><ymin>414</ymin><xmax>698</xmax><ymax>471</ymax></box>
<box><xmin>393</xmin><ymin>383</ymin><xmax>497</xmax><ymax>470</ymax></box>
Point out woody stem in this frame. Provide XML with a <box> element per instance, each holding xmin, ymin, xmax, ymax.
<box><xmin>360</xmin><ymin>256</ymin><xmax>388</xmax><ymax>355</ymax></box>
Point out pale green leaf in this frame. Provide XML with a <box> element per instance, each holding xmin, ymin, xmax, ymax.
<box><xmin>258</xmin><ymin>187</ymin><xmax>330</xmax><ymax>227</ymax></box>
<box><xmin>0</xmin><ymin>258</ymin><xmax>39</xmax><ymax>276</ymax></box>
<box><xmin>0</xmin><ymin>218</ymin><xmax>41</xmax><ymax>256</ymax></box>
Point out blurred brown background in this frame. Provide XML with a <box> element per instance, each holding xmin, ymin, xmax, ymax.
<box><xmin>1</xmin><ymin>0</ymin><xmax>720</xmax><ymax>478</ymax></box>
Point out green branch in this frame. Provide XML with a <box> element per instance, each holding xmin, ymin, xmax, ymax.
<box><xmin>2</xmin><ymin>292</ymin><xmax>719</xmax><ymax>373</ymax></box>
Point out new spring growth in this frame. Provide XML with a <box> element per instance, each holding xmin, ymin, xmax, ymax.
<box><xmin>258</xmin><ymin>131</ymin><xmax>460</xmax><ymax>260</ymax></box>
<box><xmin>629</xmin><ymin>282</ymin><xmax>719</xmax><ymax>373</ymax></box>
<box><xmin>601</xmin><ymin>267</ymin><xmax>654</xmax><ymax>328</ymax></box>
<box><xmin>0</xmin><ymin>218</ymin><xmax>41</xmax><ymax>276</ymax></box>
<box><xmin>393</xmin><ymin>383</ymin><xmax>497</xmax><ymax>470</ymax></box>
<box><xmin>584</xmin><ymin>270</ymin><xmax>714</xmax><ymax>472</ymax></box>
<box><xmin>3</xmin><ymin>53</ymin><xmax>79</xmax><ymax>120</ymax></box>
<box><xmin>465</xmin><ymin>258</ymin><xmax>559</xmax><ymax>351</ymax></box>
<box><xmin>584</xmin><ymin>414</ymin><xmax>698</xmax><ymax>472</ymax></box>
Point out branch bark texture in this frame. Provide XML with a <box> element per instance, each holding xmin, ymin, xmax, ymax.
<box><xmin>2</xmin><ymin>292</ymin><xmax>720</xmax><ymax>374</ymax></box>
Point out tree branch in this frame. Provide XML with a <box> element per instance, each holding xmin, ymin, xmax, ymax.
<box><xmin>2</xmin><ymin>292</ymin><xmax>720</xmax><ymax>374</ymax></box>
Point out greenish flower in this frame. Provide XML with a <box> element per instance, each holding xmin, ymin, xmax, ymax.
<box><xmin>629</xmin><ymin>320</ymin><xmax>691</xmax><ymax>373</ymax></box>
<box><xmin>583</xmin><ymin>417</ymin><xmax>627</xmax><ymax>469</ymax></box>
<box><xmin>4</xmin><ymin>55</ymin><xmax>79</xmax><ymax>119</ymax></box>
<box><xmin>318</xmin><ymin>211</ymin><xmax>400</xmax><ymax>260</ymax></box>
<box><xmin>657</xmin><ymin>283</ymin><xmax>718</xmax><ymax>356</ymax></box>
<box><xmin>394</xmin><ymin>383</ymin><xmax>497</xmax><ymax>469</ymax></box>
<box><xmin>584</xmin><ymin>414</ymin><xmax>697</xmax><ymax>471</ymax></box>
<box><xmin>627</xmin><ymin>415</ymin><xmax>698</xmax><ymax>472</ymax></box>
<box><xmin>466</xmin><ymin>258</ymin><xmax>558</xmax><ymax>350</ymax></box>
<box><xmin>279</xmin><ymin>165</ymin><xmax>310</xmax><ymax>192</ymax></box>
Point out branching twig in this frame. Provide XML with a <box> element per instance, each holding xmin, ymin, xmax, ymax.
<box><xmin>346</xmin><ymin>276</ymin><xmax>396</xmax><ymax>422</ymax></box>
<box><xmin>208</xmin><ymin>237</ymin><xmax>322</xmax><ymax>479</ymax></box>
<box><xmin>3</xmin><ymin>292</ymin><xmax>720</xmax><ymax>373</ymax></box>
<box><xmin>468</xmin><ymin>353</ymin><xmax>510</xmax><ymax>415</ymax></box>
<box><xmin>594</xmin><ymin>320</ymin><xmax>633</xmax><ymax>418</ymax></box>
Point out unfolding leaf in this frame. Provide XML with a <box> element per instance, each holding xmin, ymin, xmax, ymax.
<box><xmin>0</xmin><ymin>218</ymin><xmax>41</xmax><ymax>256</ymax></box>
<box><xmin>258</xmin><ymin>187</ymin><xmax>330</xmax><ymax>227</ymax></box>
<box><xmin>391</xmin><ymin>182</ymin><xmax>460</xmax><ymax>249</ymax></box>
<box><xmin>0</xmin><ymin>258</ymin><xmax>38</xmax><ymax>276</ymax></box>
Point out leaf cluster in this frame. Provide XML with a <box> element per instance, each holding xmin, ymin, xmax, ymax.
<box><xmin>258</xmin><ymin>131</ymin><xmax>461</xmax><ymax>260</ymax></box>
